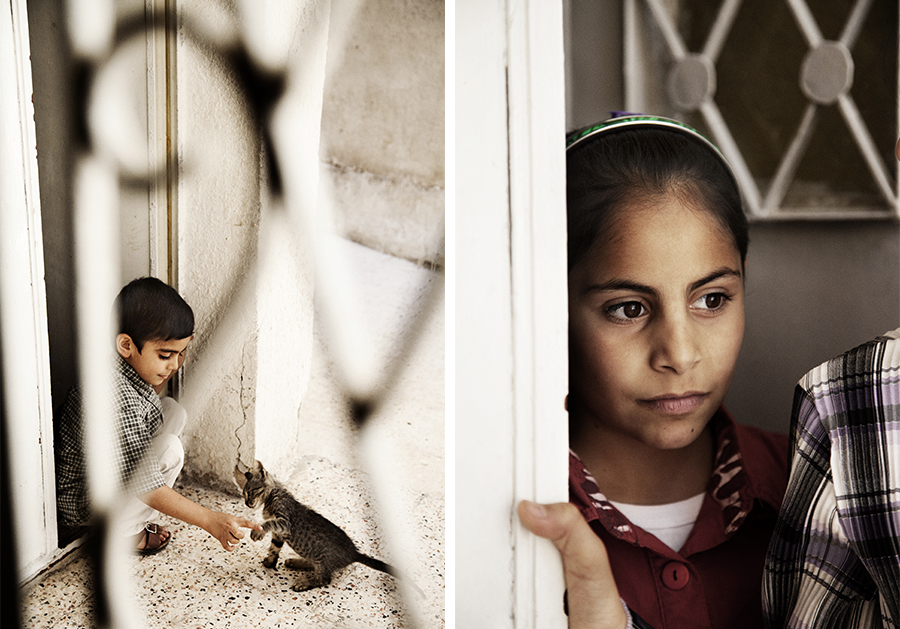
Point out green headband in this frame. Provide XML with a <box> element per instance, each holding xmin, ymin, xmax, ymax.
<box><xmin>565</xmin><ymin>114</ymin><xmax>739</xmax><ymax>197</ymax></box>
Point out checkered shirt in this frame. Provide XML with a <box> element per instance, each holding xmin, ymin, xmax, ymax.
<box><xmin>764</xmin><ymin>329</ymin><xmax>900</xmax><ymax>628</ymax></box>
<box><xmin>55</xmin><ymin>354</ymin><xmax>166</xmax><ymax>526</ymax></box>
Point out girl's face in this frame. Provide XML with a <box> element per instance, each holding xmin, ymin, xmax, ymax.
<box><xmin>568</xmin><ymin>197</ymin><xmax>745</xmax><ymax>452</ymax></box>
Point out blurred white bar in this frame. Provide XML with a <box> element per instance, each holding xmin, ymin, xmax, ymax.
<box><xmin>73</xmin><ymin>154</ymin><xmax>145</xmax><ymax>629</ymax></box>
<box><xmin>66</xmin><ymin>0</ymin><xmax>115</xmax><ymax>59</ymax></box>
<box><xmin>74</xmin><ymin>156</ymin><xmax>121</xmax><ymax>509</ymax></box>
<box><xmin>269</xmin><ymin>0</ymin><xmax>382</xmax><ymax>402</ymax></box>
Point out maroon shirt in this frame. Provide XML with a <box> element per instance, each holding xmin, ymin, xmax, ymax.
<box><xmin>569</xmin><ymin>408</ymin><xmax>788</xmax><ymax>629</ymax></box>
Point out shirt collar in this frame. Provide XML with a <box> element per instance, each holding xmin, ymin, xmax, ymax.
<box><xmin>706</xmin><ymin>408</ymin><xmax>753</xmax><ymax>535</ymax></box>
<box><xmin>569</xmin><ymin>407</ymin><xmax>763</xmax><ymax>545</ymax></box>
<box><xmin>115</xmin><ymin>353</ymin><xmax>160</xmax><ymax>402</ymax></box>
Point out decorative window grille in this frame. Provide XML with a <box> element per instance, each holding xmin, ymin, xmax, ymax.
<box><xmin>5</xmin><ymin>0</ymin><xmax>443</xmax><ymax>627</ymax></box>
<box><xmin>625</xmin><ymin>0</ymin><xmax>899</xmax><ymax>220</ymax></box>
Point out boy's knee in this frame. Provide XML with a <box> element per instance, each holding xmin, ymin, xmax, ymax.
<box><xmin>159</xmin><ymin>397</ymin><xmax>187</xmax><ymax>437</ymax></box>
<box><xmin>156</xmin><ymin>433</ymin><xmax>185</xmax><ymax>474</ymax></box>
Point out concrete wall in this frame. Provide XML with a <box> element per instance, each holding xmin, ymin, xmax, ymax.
<box><xmin>726</xmin><ymin>221</ymin><xmax>900</xmax><ymax>432</ymax></box>
<box><xmin>174</xmin><ymin>14</ymin><xmax>267</xmax><ymax>487</ymax></box>
<box><xmin>177</xmin><ymin>0</ymin><xmax>445</xmax><ymax>485</ymax></box>
<box><xmin>565</xmin><ymin>0</ymin><xmax>900</xmax><ymax>435</ymax></box>
<box><xmin>176</xmin><ymin>0</ymin><xmax>328</xmax><ymax>488</ymax></box>
<box><xmin>321</xmin><ymin>0</ymin><xmax>445</xmax><ymax>268</ymax></box>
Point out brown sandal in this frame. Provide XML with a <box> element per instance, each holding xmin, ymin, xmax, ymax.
<box><xmin>136</xmin><ymin>523</ymin><xmax>170</xmax><ymax>555</ymax></box>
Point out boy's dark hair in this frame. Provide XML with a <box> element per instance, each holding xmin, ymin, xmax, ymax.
<box><xmin>115</xmin><ymin>277</ymin><xmax>194</xmax><ymax>352</ymax></box>
<box><xmin>566</xmin><ymin>123</ymin><xmax>748</xmax><ymax>270</ymax></box>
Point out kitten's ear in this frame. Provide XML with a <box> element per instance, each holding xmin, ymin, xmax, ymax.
<box><xmin>244</xmin><ymin>471</ymin><xmax>252</xmax><ymax>480</ymax></box>
<box><xmin>255</xmin><ymin>460</ymin><xmax>267</xmax><ymax>476</ymax></box>
<box><xmin>232</xmin><ymin>466</ymin><xmax>248</xmax><ymax>489</ymax></box>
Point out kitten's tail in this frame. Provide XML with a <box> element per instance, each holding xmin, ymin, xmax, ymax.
<box><xmin>356</xmin><ymin>553</ymin><xmax>395</xmax><ymax>576</ymax></box>
<box><xmin>355</xmin><ymin>554</ymin><xmax>425</xmax><ymax>599</ymax></box>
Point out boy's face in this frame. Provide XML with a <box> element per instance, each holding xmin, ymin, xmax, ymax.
<box><xmin>567</xmin><ymin>198</ymin><xmax>745</xmax><ymax>453</ymax></box>
<box><xmin>116</xmin><ymin>335</ymin><xmax>192</xmax><ymax>388</ymax></box>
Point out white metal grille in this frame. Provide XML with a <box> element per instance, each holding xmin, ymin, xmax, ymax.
<box><xmin>625</xmin><ymin>0</ymin><xmax>899</xmax><ymax>220</ymax></box>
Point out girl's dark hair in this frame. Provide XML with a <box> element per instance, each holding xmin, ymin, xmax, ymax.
<box><xmin>115</xmin><ymin>277</ymin><xmax>194</xmax><ymax>351</ymax></box>
<box><xmin>566</xmin><ymin>123</ymin><xmax>748</xmax><ymax>270</ymax></box>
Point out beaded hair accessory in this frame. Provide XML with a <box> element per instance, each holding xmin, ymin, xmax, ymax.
<box><xmin>565</xmin><ymin>114</ymin><xmax>740</xmax><ymax>198</ymax></box>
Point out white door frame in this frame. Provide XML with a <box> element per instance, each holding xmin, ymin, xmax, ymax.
<box><xmin>1</xmin><ymin>0</ymin><xmax>59</xmax><ymax>584</ymax></box>
<box><xmin>1</xmin><ymin>0</ymin><xmax>176</xmax><ymax>583</ymax></box>
<box><xmin>455</xmin><ymin>0</ymin><xmax>569</xmax><ymax>625</ymax></box>
<box><xmin>146</xmin><ymin>0</ymin><xmax>177</xmax><ymax>284</ymax></box>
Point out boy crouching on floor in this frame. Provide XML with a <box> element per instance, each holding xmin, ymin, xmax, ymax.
<box><xmin>55</xmin><ymin>277</ymin><xmax>259</xmax><ymax>554</ymax></box>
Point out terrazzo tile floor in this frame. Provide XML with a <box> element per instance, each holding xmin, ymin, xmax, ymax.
<box><xmin>20</xmin><ymin>466</ymin><xmax>443</xmax><ymax>628</ymax></box>
<box><xmin>19</xmin><ymin>242</ymin><xmax>445</xmax><ymax>628</ymax></box>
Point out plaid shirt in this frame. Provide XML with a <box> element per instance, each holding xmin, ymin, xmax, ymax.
<box><xmin>55</xmin><ymin>354</ymin><xmax>166</xmax><ymax>526</ymax></box>
<box><xmin>764</xmin><ymin>329</ymin><xmax>900</xmax><ymax>628</ymax></box>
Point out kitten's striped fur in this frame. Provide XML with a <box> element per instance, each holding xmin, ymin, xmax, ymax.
<box><xmin>235</xmin><ymin>460</ymin><xmax>418</xmax><ymax>595</ymax></box>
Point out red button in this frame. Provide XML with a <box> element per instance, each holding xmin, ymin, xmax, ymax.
<box><xmin>661</xmin><ymin>562</ymin><xmax>690</xmax><ymax>590</ymax></box>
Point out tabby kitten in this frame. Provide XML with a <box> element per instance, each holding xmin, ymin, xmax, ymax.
<box><xmin>235</xmin><ymin>460</ymin><xmax>420</xmax><ymax>595</ymax></box>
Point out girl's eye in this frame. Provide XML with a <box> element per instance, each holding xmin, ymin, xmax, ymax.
<box><xmin>607</xmin><ymin>301</ymin><xmax>647</xmax><ymax>320</ymax></box>
<box><xmin>692</xmin><ymin>293</ymin><xmax>729</xmax><ymax>311</ymax></box>
<box><xmin>159</xmin><ymin>353</ymin><xmax>172</xmax><ymax>360</ymax></box>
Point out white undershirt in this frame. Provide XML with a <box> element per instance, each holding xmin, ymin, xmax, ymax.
<box><xmin>608</xmin><ymin>492</ymin><xmax>706</xmax><ymax>552</ymax></box>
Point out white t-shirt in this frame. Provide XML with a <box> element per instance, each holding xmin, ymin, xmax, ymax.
<box><xmin>608</xmin><ymin>493</ymin><xmax>706</xmax><ymax>552</ymax></box>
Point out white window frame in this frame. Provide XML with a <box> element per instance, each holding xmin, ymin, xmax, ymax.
<box><xmin>1</xmin><ymin>0</ymin><xmax>58</xmax><ymax>584</ymax></box>
<box><xmin>456</xmin><ymin>0</ymin><xmax>569</xmax><ymax>626</ymax></box>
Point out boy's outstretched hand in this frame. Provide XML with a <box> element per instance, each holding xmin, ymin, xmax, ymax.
<box><xmin>204</xmin><ymin>510</ymin><xmax>263</xmax><ymax>552</ymax></box>
<box><xmin>518</xmin><ymin>500</ymin><xmax>628</xmax><ymax>629</ymax></box>
<box><xmin>142</xmin><ymin>485</ymin><xmax>263</xmax><ymax>553</ymax></box>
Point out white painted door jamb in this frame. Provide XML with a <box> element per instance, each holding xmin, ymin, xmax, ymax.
<box><xmin>1</xmin><ymin>0</ymin><xmax>60</xmax><ymax>585</ymax></box>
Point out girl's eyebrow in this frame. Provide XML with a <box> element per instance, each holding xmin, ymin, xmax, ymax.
<box><xmin>690</xmin><ymin>267</ymin><xmax>742</xmax><ymax>291</ymax></box>
<box><xmin>586</xmin><ymin>266</ymin><xmax>742</xmax><ymax>296</ymax></box>
<box><xmin>586</xmin><ymin>279</ymin><xmax>658</xmax><ymax>298</ymax></box>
